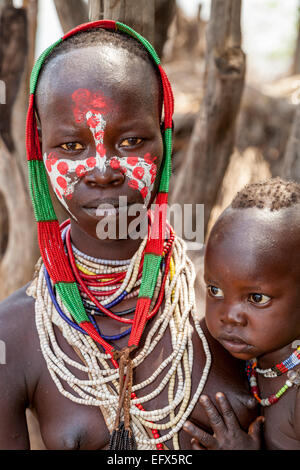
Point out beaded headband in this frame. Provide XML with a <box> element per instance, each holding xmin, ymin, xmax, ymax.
<box><xmin>26</xmin><ymin>20</ymin><xmax>174</xmax><ymax>363</ymax></box>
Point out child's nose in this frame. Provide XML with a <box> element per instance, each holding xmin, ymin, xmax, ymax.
<box><xmin>83</xmin><ymin>165</ymin><xmax>125</xmax><ymax>188</ymax></box>
<box><xmin>221</xmin><ymin>304</ymin><xmax>247</xmax><ymax>327</ymax></box>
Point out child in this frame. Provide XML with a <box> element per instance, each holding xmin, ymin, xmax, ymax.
<box><xmin>0</xmin><ymin>21</ymin><xmax>258</xmax><ymax>450</ymax></box>
<box><xmin>184</xmin><ymin>178</ymin><xmax>300</xmax><ymax>450</ymax></box>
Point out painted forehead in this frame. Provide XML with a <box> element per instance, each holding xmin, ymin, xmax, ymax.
<box><xmin>36</xmin><ymin>45</ymin><xmax>162</xmax><ymax>118</ymax></box>
<box><xmin>71</xmin><ymin>87</ymin><xmax>114</xmax><ymax>122</ymax></box>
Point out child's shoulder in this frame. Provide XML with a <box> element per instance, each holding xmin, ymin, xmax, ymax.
<box><xmin>293</xmin><ymin>380</ymin><xmax>300</xmax><ymax>440</ymax></box>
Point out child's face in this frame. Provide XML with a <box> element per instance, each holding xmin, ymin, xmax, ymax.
<box><xmin>204</xmin><ymin>207</ymin><xmax>300</xmax><ymax>361</ymax></box>
<box><xmin>37</xmin><ymin>46</ymin><xmax>163</xmax><ymax>239</ymax></box>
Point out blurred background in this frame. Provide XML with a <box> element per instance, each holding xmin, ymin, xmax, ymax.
<box><xmin>1</xmin><ymin>0</ymin><xmax>300</xmax><ymax>299</ymax></box>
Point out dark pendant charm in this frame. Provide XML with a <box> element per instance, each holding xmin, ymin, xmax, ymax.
<box><xmin>109</xmin><ymin>421</ymin><xmax>137</xmax><ymax>450</ymax></box>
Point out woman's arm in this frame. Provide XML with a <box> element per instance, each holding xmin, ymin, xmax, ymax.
<box><xmin>0</xmin><ymin>293</ymin><xmax>32</xmax><ymax>449</ymax></box>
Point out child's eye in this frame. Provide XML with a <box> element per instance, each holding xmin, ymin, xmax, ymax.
<box><xmin>248</xmin><ymin>293</ymin><xmax>271</xmax><ymax>305</ymax></box>
<box><xmin>61</xmin><ymin>142</ymin><xmax>84</xmax><ymax>151</ymax></box>
<box><xmin>207</xmin><ymin>285</ymin><xmax>224</xmax><ymax>299</ymax></box>
<box><xmin>119</xmin><ymin>137</ymin><xmax>143</xmax><ymax>148</ymax></box>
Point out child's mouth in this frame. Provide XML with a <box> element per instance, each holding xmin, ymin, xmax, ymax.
<box><xmin>219</xmin><ymin>335</ymin><xmax>251</xmax><ymax>354</ymax></box>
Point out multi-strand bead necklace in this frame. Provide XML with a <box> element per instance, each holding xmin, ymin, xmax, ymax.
<box><xmin>33</xmin><ymin>228</ymin><xmax>211</xmax><ymax>449</ymax></box>
<box><xmin>246</xmin><ymin>346</ymin><xmax>300</xmax><ymax>407</ymax></box>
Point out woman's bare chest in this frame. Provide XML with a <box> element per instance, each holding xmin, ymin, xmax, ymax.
<box><xmin>30</xmin><ymin>322</ymin><xmax>210</xmax><ymax>450</ymax></box>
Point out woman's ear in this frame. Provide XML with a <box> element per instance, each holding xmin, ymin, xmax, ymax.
<box><xmin>35</xmin><ymin>109</ymin><xmax>42</xmax><ymax>148</ymax></box>
<box><xmin>160</xmin><ymin>120</ymin><xmax>174</xmax><ymax>134</ymax></box>
<box><xmin>37</xmin><ymin>126</ymin><xmax>42</xmax><ymax>148</ymax></box>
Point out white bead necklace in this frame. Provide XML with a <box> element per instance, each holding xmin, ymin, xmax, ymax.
<box><xmin>33</xmin><ymin>235</ymin><xmax>211</xmax><ymax>450</ymax></box>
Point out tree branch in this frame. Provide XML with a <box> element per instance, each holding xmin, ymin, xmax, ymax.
<box><xmin>281</xmin><ymin>104</ymin><xmax>300</xmax><ymax>181</ymax></box>
<box><xmin>89</xmin><ymin>0</ymin><xmax>104</xmax><ymax>21</ymax></box>
<box><xmin>90</xmin><ymin>0</ymin><xmax>155</xmax><ymax>43</ymax></box>
<box><xmin>171</xmin><ymin>0</ymin><xmax>246</xmax><ymax>233</ymax></box>
<box><xmin>0</xmin><ymin>0</ymin><xmax>40</xmax><ymax>298</ymax></box>
<box><xmin>54</xmin><ymin>0</ymin><xmax>88</xmax><ymax>33</ymax></box>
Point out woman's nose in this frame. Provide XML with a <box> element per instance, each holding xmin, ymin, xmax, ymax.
<box><xmin>220</xmin><ymin>304</ymin><xmax>247</xmax><ymax>327</ymax></box>
<box><xmin>83</xmin><ymin>164</ymin><xmax>125</xmax><ymax>188</ymax></box>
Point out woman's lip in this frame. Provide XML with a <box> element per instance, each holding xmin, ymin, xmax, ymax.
<box><xmin>81</xmin><ymin>204</ymin><xmax>133</xmax><ymax>219</ymax></box>
<box><xmin>219</xmin><ymin>338</ymin><xmax>251</xmax><ymax>353</ymax></box>
<box><xmin>82</xmin><ymin>206</ymin><xmax>119</xmax><ymax>218</ymax></box>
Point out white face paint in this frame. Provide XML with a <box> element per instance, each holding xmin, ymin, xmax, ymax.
<box><xmin>44</xmin><ymin>92</ymin><xmax>158</xmax><ymax>212</ymax></box>
<box><xmin>85</xmin><ymin>110</ymin><xmax>107</xmax><ymax>172</ymax></box>
<box><xmin>44</xmin><ymin>110</ymin><xmax>108</xmax><ymax>208</ymax></box>
<box><xmin>109</xmin><ymin>155</ymin><xmax>157</xmax><ymax>207</ymax></box>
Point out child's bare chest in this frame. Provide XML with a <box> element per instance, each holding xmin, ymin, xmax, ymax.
<box><xmin>261</xmin><ymin>388</ymin><xmax>300</xmax><ymax>449</ymax></box>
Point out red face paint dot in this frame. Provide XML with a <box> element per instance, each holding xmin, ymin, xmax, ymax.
<box><xmin>87</xmin><ymin>115</ymin><xmax>98</xmax><ymax>129</ymax></box>
<box><xmin>72</xmin><ymin>88</ymin><xmax>91</xmax><ymax>104</ymax></box>
<box><xmin>128</xmin><ymin>179</ymin><xmax>139</xmax><ymax>190</ymax></box>
<box><xmin>127</xmin><ymin>156</ymin><xmax>138</xmax><ymax>166</ymax></box>
<box><xmin>73</xmin><ymin>108</ymin><xmax>85</xmax><ymax>123</ymax></box>
<box><xmin>75</xmin><ymin>165</ymin><xmax>87</xmax><ymax>177</ymax></box>
<box><xmin>91</xmin><ymin>92</ymin><xmax>107</xmax><ymax>110</ymax></box>
<box><xmin>65</xmin><ymin>193</ymin><xmax>73</xmax><ymax>200</ymax></box>
<box><xmin>94</xmin><ymin>130</ymin><xmax>104</xmax><ymax>140</ymax></box>
<box><xmin>45</xmin><ymin>154</ymin><xmax>58</xmax><ymax>172</ymax></box>
<box><xmin>96</xmin><ymin>143</ymin><xmax>106</xmax><ymax>157</ymax></box>
<box><xmin>86</xmin><ymin>157</ymin><xmax>96</xmax><ymax>168</ymax></box>
<box><xmin>45</xmin><ymin>160</ymin><xmax>52</xmax><ymax>172</ymax></box>
<box><xmin>55</xmin><ymin>188</ymin><xmax>62</xmax><ymax>199</ymax></box>
<box><xmin>140</xmin><ymin>187</ymin><xmax>148</xmax><ymax>199</ymax></box>
<box><xmin>110</xmin><ymin>158</ymin><xmax>121</xmax><ymax>170</ymax></box>
<box><xmin>132</xmin><ymin>166</ymin><xmax>145</xmax><ymax>180</ymax></box>
<box><xmin>57</xmin><ymin>161</ymin><xmax>69</xmax><ymax>175</ymax></box>
<box><xmin>150</xmin><ymin>165</ymin><xmax>157</xmax><ymax>176</ymax></box>
<box><xmin>56</xmin><ymin>176</ymin><xmax>67</xmax><ymax>190</ymax></box>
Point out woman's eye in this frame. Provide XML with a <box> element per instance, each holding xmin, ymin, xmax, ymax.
<box><xmin>207</xmin><ymin>285</ymin><xmax>224</xmax><ymax>299</ymax></box>
<box><xmin>120</xmin><ymin>137</ymin><xmax>143</xmax><ymax>147</ymax></box>
<box><xmin>61</xmin><ymin>142</ymin><xmax>84</xmax><ymax>151</ymax></box>
<box><xmin>248</xmin><ymin>293</ymin><xmax>271</xmax><ymax>305</ymax></box>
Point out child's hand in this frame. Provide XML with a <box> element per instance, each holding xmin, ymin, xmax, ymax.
<box><xmin>183</xmin><ymin>392</ymin><xmax>264</xmax><ymax>450</ymax></box>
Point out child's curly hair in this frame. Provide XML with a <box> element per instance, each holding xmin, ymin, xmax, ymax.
<box><xmin>231</xmin><ymin>177</ymin><xmax>300</xmax><ymax>211</ymax></box>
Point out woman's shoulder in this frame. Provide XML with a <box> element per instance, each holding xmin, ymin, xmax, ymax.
<box><xmin>0</xmin><ymin>283</ymin><xmax>37</xmax><ymax>369</ymax></box>
<box><xmin>0</xmin><ymin>283</ymin><xmax>35</xmax><ymax>325</ymax></box>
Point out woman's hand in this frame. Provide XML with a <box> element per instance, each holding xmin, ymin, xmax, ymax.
<box><xmin>183</xmin><ymin>392</ymin><xmax>264</xmax><ymax>450</ymax></box>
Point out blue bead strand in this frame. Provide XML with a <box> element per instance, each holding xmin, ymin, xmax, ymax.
<box><xmin>44</xmin><ymin>267</ymin><xmax>131</xmax><ymax>341</ymax></box>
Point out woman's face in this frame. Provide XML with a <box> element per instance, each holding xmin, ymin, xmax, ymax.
<box><xmin>37</xmin><ymin>45</ymin><xmax>164</xmax><ymax>241</ymax></box>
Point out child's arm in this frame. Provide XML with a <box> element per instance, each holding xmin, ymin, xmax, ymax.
<box><xmin>184</xmin><ymin>392</ymin><xmax>264</xmax><ymax>450</ymax></box>
<box><xmin>294</xmin><ymin>387</ymin><xmax>300</xmax><ymax>442</ymax></box>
